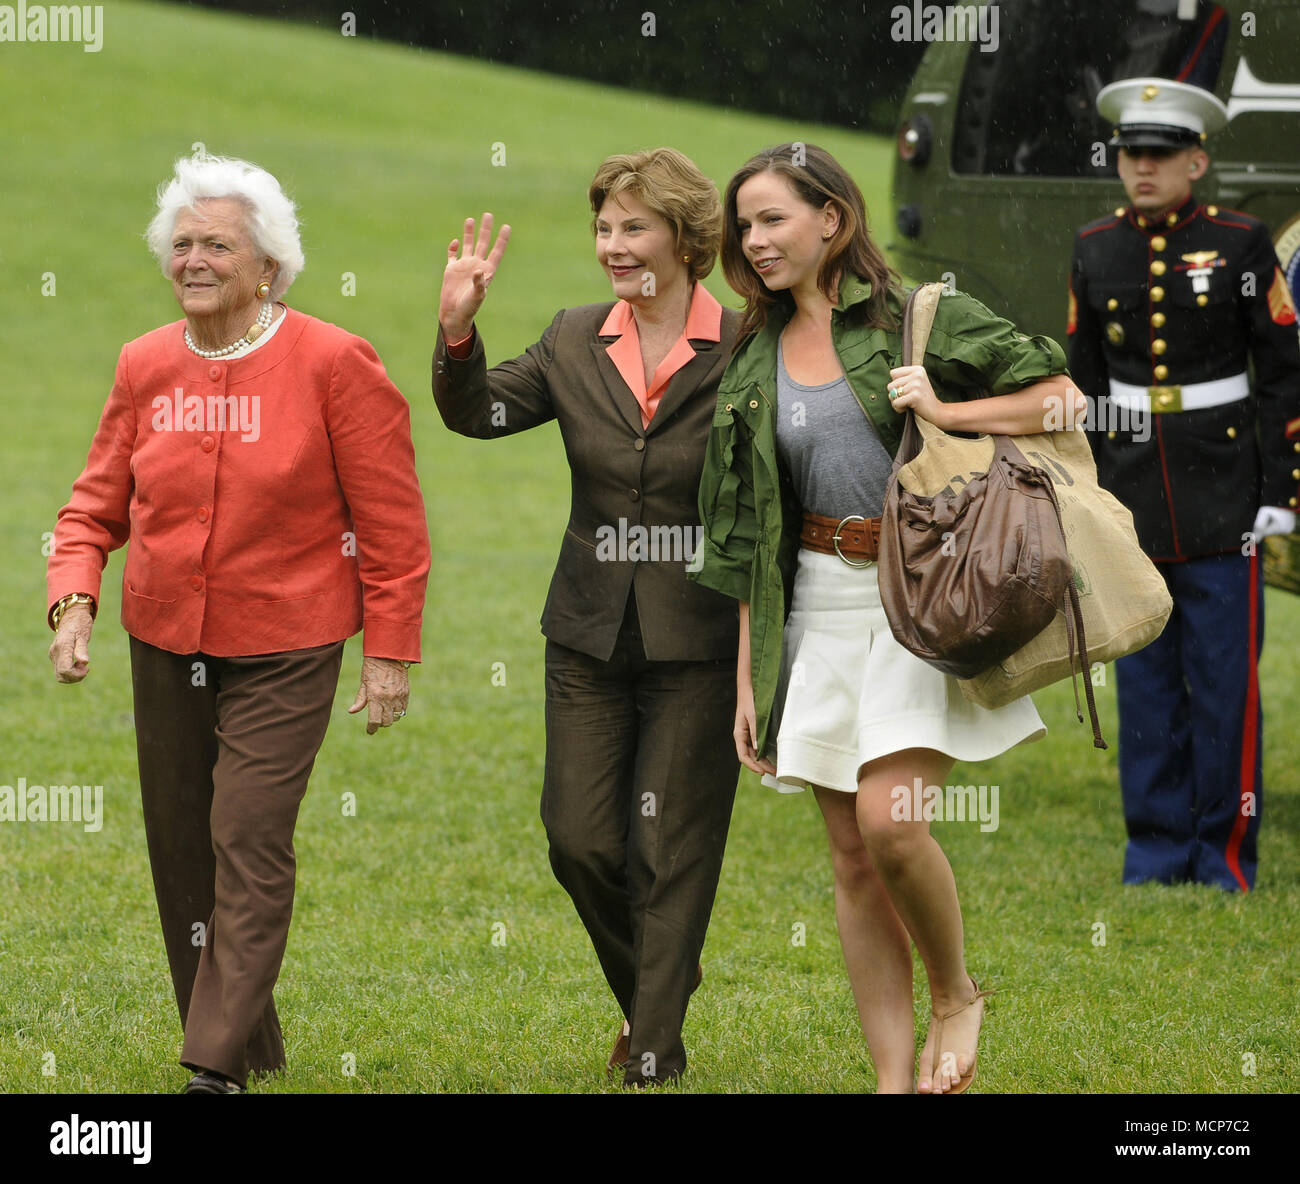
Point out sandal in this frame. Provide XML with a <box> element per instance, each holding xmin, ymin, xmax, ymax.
<box><xmin>920</xmin><ymin>977</ymin><xmax>994</xmax><ymax>1095</ymax></box>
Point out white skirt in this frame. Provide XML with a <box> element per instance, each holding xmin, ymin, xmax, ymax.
<box><xmin>762</xmin><ymin>548</ymin><xmax>1046</xmax><ymax>794</ymax></box>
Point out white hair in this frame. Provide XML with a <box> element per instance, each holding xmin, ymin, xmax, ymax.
<box><xmin>145</xmin><ymin>155</ymin><xmax>305</xmax><ymax>300</ymax></box>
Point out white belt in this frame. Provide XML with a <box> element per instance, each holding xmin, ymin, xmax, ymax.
<box><xmin>1107</xmin><ymin>374</ymin><xmax>1249</xmax><ymax>413</ymax></box>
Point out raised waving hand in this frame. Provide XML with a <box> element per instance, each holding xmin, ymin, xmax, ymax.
<box><xmin>439</xmin><ymin>213</ymin><xmax>512</xmax><ymax>343</ymax></box>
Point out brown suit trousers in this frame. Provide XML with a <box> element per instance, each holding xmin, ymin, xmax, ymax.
<box><xmin>129</xmin><ymin>635</ymin><xmax>342</xmax><ymax>1087</ymax></box>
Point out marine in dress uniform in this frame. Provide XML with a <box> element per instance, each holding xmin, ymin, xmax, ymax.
<box><xmin>1067</xmin><ymin>77</ymin><xmax>1300</xmax><ymax>891</ymax></box>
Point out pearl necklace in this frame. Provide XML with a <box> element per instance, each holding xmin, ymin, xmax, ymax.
<box><xmin>184</xmin><ymin>301</ymin><xmax>274</xmax><ymax>359</ymax></box>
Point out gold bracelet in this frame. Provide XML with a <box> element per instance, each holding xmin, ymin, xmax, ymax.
<box><xmin>51</xmin><ymin>592</ymin><xmax>96</xmax><ymax>631</ymax></box>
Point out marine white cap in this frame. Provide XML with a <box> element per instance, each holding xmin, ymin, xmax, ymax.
<box><xmin>1097</xmin><ymin>76</ymin><xmax>1229</xmax><ymax>147</ymax></box>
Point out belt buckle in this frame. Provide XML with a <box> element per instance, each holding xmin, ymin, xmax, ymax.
<box><xmin>1147</xmin><ymin>384</ymin><xmax>1182</xmax><ymax>413</ymax></box>
<box><xmin>833</xmin><ymin>514</ymin><xmax>871</xmax><ymax>568</ymax></box>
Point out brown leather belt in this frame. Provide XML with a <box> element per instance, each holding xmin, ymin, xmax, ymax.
<box><xmin>800</xmin><ymin>511</ymin><xmax>882</xmax><ymax>567</ymax></box>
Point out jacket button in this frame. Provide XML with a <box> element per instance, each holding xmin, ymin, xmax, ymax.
<box><xmin>1206</xmin><ymin>205</ymin><xmax>1219</xmax><ymax>216</ymax></box>
<box><xmin>1197</xmin><ymin>294</ymin><xmax>1208</xmax><ymax>307</ymax></box>
<box><xmin>1291</xmin><ymin>497</ymin><xmax>1298</xmax><ymax>508</ymax></box>
<box><xmin>724</xmin><ymin>403</ymin><xmax>733</xmax><ymax>412</ymax></box>
<box><xmin>748</xmin><ymin>399</ymin><xmax>758</xmax><ymax>409</ymax></box>
<box><xmin>1107</xmin><ymin>430</ymin><xmax>1116</xmax><ymax>440</ymax></box>
<box><xmin>201</xmin><ymin>436</ymin><xmax>216</xmax><ymax>452</ymax></box>
<box><xmin>208</xmin><ymin>365</ymin><xmax>222</xmax><ymax>381</ymax></box>
<box><xmin>190</xmin><ymin>575</ymin><xmax>203</xmax><ymax>591</ymax></box>
<box><xmin>1153</xmin><ymin>364</ymin><xmax>1169</xmax><ymax>380</ymax></box>
<box><xmin>628</xmin><ymin>489</ymin><xmax>640</xmax><ymax>501</ymax></box>
<box><xmin>1149</xmin><ymin>286</ymin><xmax>1165</xmax><ymax>302</ymax></box>
<box><xmin>1150</xmin><ymin>260</ymin><xmax>1166</xmax><ymax>276</ymax></box>
<box><xmin>1227</xmin><ymin>427</ymin><xmax>1238</xmax><ymax>439</ymax></box>
<box><xmin>869</xmin><ymin>393</ymin><xmax>877</xmax><ymax>400</ymax></box>
<box><xmin>1107</xmin><ymin>298</ymin><xmax>1118</xmax><ymax>311</ymax></box>
<box><xmin>197</xmin><ymin>507</ymin><xmax>209</xmax><ymax>523</ymax></box>
<box><xmin>633</xmin><ymin>438</ymin><xmax>645</xmax><ymax>452</ymax></box>
<box><xmin>1152</xmin><ymin>339</ymin><xmax>1167</xmax><ymax>355</ymax></box>
<box><xmin>1291</xmin><ymin>468</ymin><xmax>1300</xmax><ymax>479</ymax></box>
<box><xmin>1151</xmin><ymin>235</ymin><xmax>1167</xmax><ymax>252</ymax></box>
<box><xmin>1151</xmin><ymin>312</ymin><xmax>1166</xmax><ymax>328</ymax></box>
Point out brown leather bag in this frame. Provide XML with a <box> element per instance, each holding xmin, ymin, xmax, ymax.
<box><xmin>877</xmin><ymin>283</ymin><xmax>1104</xmax><ymax>745</ymax></box>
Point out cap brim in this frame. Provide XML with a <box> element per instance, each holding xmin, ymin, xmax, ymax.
<box><xmin>1110</xmin><ymin>125</ymin><xmax>1203</xmax><ymax>149</ymax></box>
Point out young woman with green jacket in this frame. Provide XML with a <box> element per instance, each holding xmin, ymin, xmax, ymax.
<box><xmin>691</xmin><ymin>143</ymin><xmax>1081</xmax><ymax>1094</ymax></box>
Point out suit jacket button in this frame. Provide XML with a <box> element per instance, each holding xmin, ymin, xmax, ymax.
<box><xmin>197</xmin><ymin>507</ymin><xmax>209</xmax><ymax>523</ymax></box>
<box><xmin>201</xmin><ymin>436</ymin><xmax>216</xmax><ymax>452</ymax></box>
<box><xmin>1292</xmin><ymin>468</ymin><xmax>1300</xmax><ymax>480</ymax></box>
<box><xmin>633</xmin><ymin>438</ymin><xmax>645</xmax><ymax>451</ymax></box>
<box><xmin>1227</xmin><ymin>426</ymin><xmax>1238</xmax><ymax>439</ymax></box>
<box><xmin>190</xmin><ymin>575</ymin><xmax>204</xmax><ymax>591</ymax></box>
<box><xmin>629</xmin><ymin>489</ymin><xmax>640</xmax><ymax>501</ymax></box>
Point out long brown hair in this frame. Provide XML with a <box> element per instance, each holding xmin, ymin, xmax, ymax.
<box><xmin>721</xmin><ymin>143</ymin><xmax>901</xmax><ymax>337</ymax></box>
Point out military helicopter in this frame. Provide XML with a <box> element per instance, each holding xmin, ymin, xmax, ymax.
<box><xmin>889</xmin><ymin>0</ymin><xmax>1300</xmax><ymax>589</ymax></box>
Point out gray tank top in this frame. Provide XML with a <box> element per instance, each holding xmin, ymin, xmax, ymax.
<box><xmin>775</xmin><ymin>341</ymin><xmax>894</xmax><ymax>519</ymax></box>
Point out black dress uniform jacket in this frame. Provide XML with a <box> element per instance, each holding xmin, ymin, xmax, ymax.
<box><xmin>433</xmin><ymin>303</ymin><xmax>742</xmax><ymax>661</ymax></box>
<box><xmin>1068</xmin><ymin>196</ymin><xmax>1300</xmax><ymax>560</ymax></box>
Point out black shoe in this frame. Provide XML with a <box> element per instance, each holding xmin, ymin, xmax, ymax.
<box><xmin>183</xmin><ymin>1071</ymin><xmax>245</xmax><ymax>1094</ymax></box>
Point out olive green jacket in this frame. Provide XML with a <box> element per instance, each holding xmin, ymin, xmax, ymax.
<box><xmin>689</xmin><ymin>274</ymin><xmax>1068</xmax><ymax>754</ymax></box>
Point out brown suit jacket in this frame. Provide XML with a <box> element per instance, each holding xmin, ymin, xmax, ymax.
<box><xmin>433</xmin><ymin>301</ymin><xmax>741</xmax><ymax>661</ymax></box>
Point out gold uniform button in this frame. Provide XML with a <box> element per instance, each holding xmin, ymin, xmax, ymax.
<box><xmin>1227</xmin><ymin>426</ymin><xmax>1238</xmax><ymax>439</ymax></box>
<box><xmin>1197</xmin><ymin>293</ymin><xmax>1209</xmax><ymax>307</ymax></box>
<box><xmin>1291</xmin><ymin>496</ymin><xmax>1298</xmax><ymax>508</ymax></box>
<box><xmin>1294</xmin><ymin>441</ymin><xmax>1300</xmax><ymax>452</ymax></box>
<box><xmin>1107</xmin><ymin>430</ymin><xmax>1116</xmax><ymax>440</ymax></box>
<box><xmin>1292</xmin><ymin>468</ymin><xmax>1300</xmax><ymax>480</ymax></box>
<box><xmin>1150</xmin><ymin>260</ymin><xmax>1167</xmax><ymax>276</ymax></box>
<box><xmin>1151</xmin><ymin>236</ymin><xmax>1167</xmax><ymax>251</ymax></box>
<box><xmin>1153</xmin><ymin>339</ymin><xmax>1168</xmax><ymax>355</ymax></box>
<box><xmin>1107</xmin><ymin>298</ymin><xmax>1119</xmax><ymax>311</ymax></box>
<box><xmin>1137</xmin><ymin>215</ymin><xmax>1148</xmax><ymax>228</ymax></box>
<box><xmin>1152</xmin><ymin>312</ymin><xmax>1166</xmax><ymax>328</ymax></box>
<box><xmin>1207</xmin><ymin>205</ymin><xmax>1219</xmax><ymax>216</ymax></box>
<box><xmin>1114</xmin><ymin>207</ymin><xmax>1125</xmax><ymax>217</ymax></box>
<box><xmin>1154</xmin><ymin>364</ymin><xmax>1169</xmax><ymax>380</ymax></box>
<box><xmin>1151</xmin><ymin>286</ymin><xmax>1165</xmax><ymax>302</ymax></box>
<box><xmin>1167</xmin><ymin>212</ymin><xmax>1178</xmax><ymax>226</ymax></box>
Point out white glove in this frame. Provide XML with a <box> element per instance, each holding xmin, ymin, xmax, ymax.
<box><xmin>1252</xmin><ymin>506</ymin><xmax>1297</xmax><ymax>539</ymax></box>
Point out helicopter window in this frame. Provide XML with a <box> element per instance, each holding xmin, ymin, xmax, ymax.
<box><xmin>952</xmin><ymin>0</ymin><xmax>1229</xmax><ymax>177</ymax></box>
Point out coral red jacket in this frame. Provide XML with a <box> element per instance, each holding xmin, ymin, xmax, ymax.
<box><xmin>48</xmin><ymin>307</ymin><xmax>430</xmax><ymax>660</ymax></box>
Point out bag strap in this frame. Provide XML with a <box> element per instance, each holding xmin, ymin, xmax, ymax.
<box><xmin>896</xmin><ymin>282</ymin><xmax>948</xmax><ymax>462</ymax></box>
<box><xmin>902</xmin><ymin>281</ymin><xmax>946</xmax><ymax>368</ymax></box>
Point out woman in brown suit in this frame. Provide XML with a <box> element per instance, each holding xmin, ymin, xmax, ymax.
<box><xmin>432</xmin><ymin>148</ymin><xmax>740</xmax><ymax>1087</ymax></box>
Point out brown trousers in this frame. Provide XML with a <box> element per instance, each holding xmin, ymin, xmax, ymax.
<box><xmin>542</xmin><ymin>598</ymin><xmax>739</xmax><ymax>1085</ymax></box>
<box><xmin>128</xmin><ymin>635</ymin><xmax>343</xmax><ymax>1087</ymax></box>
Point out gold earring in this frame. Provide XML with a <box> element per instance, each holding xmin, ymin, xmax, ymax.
<box><xmin>256</xmin><ymin>281</ymin><xmax>271</xmax><ymax>299</ymax></box>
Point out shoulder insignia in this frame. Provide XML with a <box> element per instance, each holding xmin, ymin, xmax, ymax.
<box><xmin>1268</xmin><ymin>266</ymin><xmax>1298</xmax><ymax>325</ymax></box>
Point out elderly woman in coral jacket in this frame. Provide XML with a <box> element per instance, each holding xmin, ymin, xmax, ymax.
<box><xmin>46</xmin><ymin>155</ymin><xmax>430</xmax><ymax>1094</ymax></box>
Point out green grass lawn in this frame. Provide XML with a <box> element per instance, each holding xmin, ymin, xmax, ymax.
<box><xmin>2</xmin><ymin>0</ymin><xmax>1298</xmax><ymax>1094</ymax></box>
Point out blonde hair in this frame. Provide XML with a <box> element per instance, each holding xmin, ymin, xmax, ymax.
<box><xmin>588</xmin><ymin>147</ymin><xmax>721</xmax><ymax>283</ymax></box>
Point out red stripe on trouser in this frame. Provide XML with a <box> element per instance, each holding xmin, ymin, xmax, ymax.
<box><xmin>1225</xmin><ymin>550</ymin><xmax>1259</xmax><ymax>891</ymax></box>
